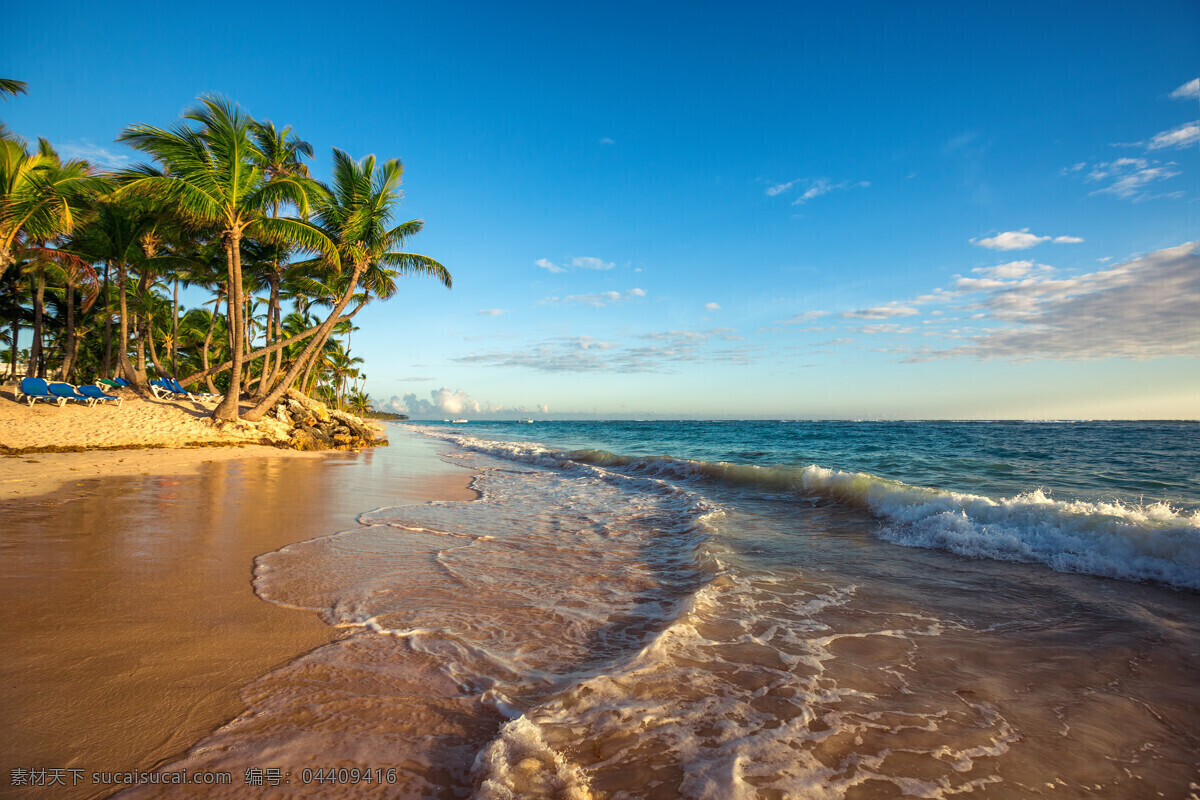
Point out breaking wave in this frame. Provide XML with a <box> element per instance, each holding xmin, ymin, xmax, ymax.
<box><xmin>407</xmin><ymin>426</ymin><xmax>1200</xmax><ymax>591</ymax></box>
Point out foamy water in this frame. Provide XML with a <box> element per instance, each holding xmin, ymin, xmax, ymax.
<box><xmin>119</xmin><ymin>423</ymin><xmax>1200</xmax><ymax>798</ymax></box>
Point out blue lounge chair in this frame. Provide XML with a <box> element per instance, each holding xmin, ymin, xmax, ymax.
<box><xmin>78</xmin><ymin>384</ymin><xmax>123</xmax><ymax>407</ymax></box>
<box><xmin>97</xmin><ymin>378</ymin><xmax>121</xmax><ymax>390</ymax></box>
<box><xmin>168</xmin><ymin>377</ymin><xmax>217</xmax><ymax>401</ymax></box>
<box><xmin>149</xmin><ymin>378</ymin><xmax>193</xmax><ymax>400</ymax></box>
<box><xmin>48</xmin><ymin>382</ymin><xmax>96</xmax><ymax>407</ymax></box>
<box><xmin>15</xmin><ymin>377</ymin><xmax>67</xmax><ymax>407</ymax></box>
<box><xmin>114</xmin><ymin>377</ymin><xmax>131</xmax><ymax>387</ymax></box>
<box><xmin>149</xmin><ymin>379</ymin><xmax>172</xmax><ymax>399</ymax></box>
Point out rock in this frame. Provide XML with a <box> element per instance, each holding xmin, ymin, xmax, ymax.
<box><xmin>254</xmin><ymin>390</ymin><xmax>385</xmax><ymax>451</ymax></box>
<box><xmin>289</xmin><ymin>428</ymin><xmax>325</xmax><ymax>451</ymax></box>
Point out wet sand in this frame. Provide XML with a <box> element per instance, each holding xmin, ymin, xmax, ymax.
<box><xmin>0</xmin><ymin>428</ymin><xmax>475</xmax><ymax>800</ymax></box>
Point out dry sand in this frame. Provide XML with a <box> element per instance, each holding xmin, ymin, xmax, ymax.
<box><xmin>0</xmin><ymin>393</ymin><xmax>473</xmax><ymax>799</ymax></box>
<box><xmin>0</xmin><ymin>386</ymin><xmax>266</xmax><ymax>451</ymax></box>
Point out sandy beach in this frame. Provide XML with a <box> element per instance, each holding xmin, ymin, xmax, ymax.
<box><xmin>0</xmin><ymin>400</ymin><xmax>475</xmax><ymax>800</ymax></box>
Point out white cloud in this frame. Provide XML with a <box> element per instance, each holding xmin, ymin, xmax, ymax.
<box><xmin>704</xmin><ymin>302</ymin><xmax>721</xmax><ymax>311</ymax></box>
<box><xmin>793</xmin><ymin>178</ymin><xmax>869</xmax><ymax>205</ymax></box>
<box><xmin>383</xmin><ymin>387</ymin><xmax>481</xmax><ymax>416</ymax></box>
<box><xmin>782</xmin><ymin>310</ymin><xmax>830</xmax><ymax>324</ymax></box>
<box><xmin>972</xmin><ymin>260</ymin><xmax>1038</xmax><ymax>279</ymax></box>
<box><xmin>600</xmin><ymin>137</ymin><xmax>615</xmax><ymax>145</ymax></box>
<box><xmin>971</xmin><ymin>229</ymin><xmax>1083</xmax><ymax>250</ymax></box>
<box><xmin>572</xmin><ymin>256</ymin><xmax>615</xmax><ymax>270</ymax></box>
<box><xmin>477</xmin><ymin>308</ymin><xmax>507</xmax><ymax>316</ymax></box>
<box><xmin>1169</xmin><ymin>78</ymin><xmax>1200</xmax><ymax>100</ymax></box>
<box><xmin>971</xmin><ymin>229</ymin><xmax>1044</xmax><ymax>250</ymax></box>
<box><xmin>766</xmin><ymin>177</ymin><xmax>869</xmax><ymax>204</ymax></box>
<box><xmin>934</xmin><ymin>243</ymin><xmax>1200</xmax><ymax>360</ymax></box>
<box><xmin>1146</xmin><ymin>121</ymin><xmax>1200</xmax><ymax>151</ymax></box>
<box><xmin>858</xmin><ymin>324</ymin><xmax>918</xmax><ymax>335</ymax></box>
<box><xmin>765</xmin><ymin>179</ymin><xmax>800</xmax><ymax>196</ymax></box>
<box><xmin>382</xmin><ymin>388</ymin><xmax>550</xmax><ymax>419</ymax></box>
<box><xmin>539</xmin><ymin>288</ymin><xmax>646</xmax><ymax>308</ymax></box>
<box><xmin>55</xmin><ymin>140</ymin><xmax>132</xmax><ymax>169</ymax></box>
<box><xmin>841</xmin><ymin>306</ymin><xmax>920</xmax><ymax>320</ymax></box>
<box><xmin>1083</xmin><ymin>157</ymin><xmax>1182</xmax><ymax>201</ymax></box>
<box><xmin>453</xmin><ymin>329</ymin><xmax>761</xmax><ymax>373</ymax></box>
<box><xmin>536</xmin><ymin>256</ymin><xmax>616</xmax><ymax>273</ymax></box>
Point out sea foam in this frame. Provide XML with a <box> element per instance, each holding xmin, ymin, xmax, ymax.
<box><xmin>407</xmin><ymin>426</ymin><xmax>1200</xmax><ymax>591</ymax></box>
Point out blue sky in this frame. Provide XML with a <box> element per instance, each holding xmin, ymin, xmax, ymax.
<box><xmin>5</xmin><ymin>0</ymin><xmax>1199</xmax><ymax>418</ymax></box>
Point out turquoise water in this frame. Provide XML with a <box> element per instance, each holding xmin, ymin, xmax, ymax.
<box><xmin>411</xmin><ymin>420</ymin><xmax>1200</xmax><ymax>510</ymax></box>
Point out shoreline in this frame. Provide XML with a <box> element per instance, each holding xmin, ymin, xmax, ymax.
<box><xmin>0</xmin><ymin>426</ymin><xmax>477</xmax><ymax>799</ymax></box>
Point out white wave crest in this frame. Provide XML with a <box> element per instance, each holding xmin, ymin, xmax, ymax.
<box><xmin>798</xmin><ymin>466</ymin><xmax>1200</xmax><ymax>590</ymax></box>
<box><xmin>405</xmin><ymin>426</ymin><xmax>1200</xmax><ymax>591</ymax></box>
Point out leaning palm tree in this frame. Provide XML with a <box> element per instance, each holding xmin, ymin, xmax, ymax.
<box><xmin>250</xmin><ymin>120</ymin><xmax>313</xmax><ymax>396</ymax></box>
<box><xmin>116</xmin><ymin>95</ymin><xmax>334</xmax><ymax>420</ymax></box>
<box><xmin>242</xmin><ymin>148</ymin><xmax>450</xmax><ymax>421</ymax></box>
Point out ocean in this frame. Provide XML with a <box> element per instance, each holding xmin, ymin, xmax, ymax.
<box><xmin>131</xmin><ymin>420</ymin><xmax>1200</xmax><ymax>799</ymax></box>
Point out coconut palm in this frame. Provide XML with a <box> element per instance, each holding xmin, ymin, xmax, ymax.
<box><xmin>0</xmin><ymin>79</ymin><xmax>27</xmax><ymax>140</ymax></box>
<box><xmin>70</xmin><ymin>194</ymin><xmax>168</xmax><ymax>384</ymax></box>
<box><xmin>242</xmin><ymin>148</ymin><xmax>450</xmax><ymax>421</ymax></box>
<box><xmin>0</xmin><ymin>79</ymin><xmax>26</xmax><ymax>99</ymax></box>
<box><xmin>0</xmin><ymin>136</ymin><xmax>104</xmax><ymax>282</ymax></box>
<box><xmin>117</xmin><ymin>95</ymin><xmax>334</xmax><ymax>419</ymax></box>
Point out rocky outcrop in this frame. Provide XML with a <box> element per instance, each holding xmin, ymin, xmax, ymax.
<box><xmin>267</xmin><ymin>390</ymin><xmax>387</xmax><ymax>451</ymax></box>
<box><xmin>205</xmin><ymin>390</ymin><xmax>387</xmax><ymax>450</ymax></box>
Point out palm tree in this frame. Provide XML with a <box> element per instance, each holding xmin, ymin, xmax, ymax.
<box><xmin>0</xmin><ymin>79</ymin><xmax>27</xmax><ymax>140</ymax></box>
<box><xmin>249</xmin><ymin>121</ymin><xmax>313</xmax><ymax>397</ymax></box>
<box><xmin>0</xmin><ymin>79</ymin><xmax>26</xmax><ymax>99</ymax></box>
<box><xmin>117</xmin><ymin>95</ymin><xmax>333</xmax><ymax>420</ymax></box>
<box><xmin>70</xmin><ymin>194</ymin><xmax>166</xmax><ymax>385</ymax></box>
<box><xmin>242</xmin><ymin>148</ymin><xmax>450</xmax><ymax>421</ymax></box>
<box><xmin>0</xmin><ymin>136</ymin><xmax>103</xmax><ymax>282</ymax></box>
<box><xmin>348</xmin><ymin>389</ymin><xmax>372</xmax><ymax>416</ymax></box>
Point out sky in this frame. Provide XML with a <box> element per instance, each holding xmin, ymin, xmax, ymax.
<box><xmin>5</xmin><ymin>0</ymin><xmax>1199</xmax><ymax>419</ymax></box>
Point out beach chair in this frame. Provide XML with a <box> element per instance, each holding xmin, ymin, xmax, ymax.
<box><xmin>114</xmin><ymin>377</ymin><xmax>131</xmax><ymax>387</ymax></box>
<box><xmin>48</xmin><ymin>382</ymin><xmax>97</xmax><ymax>407</ymax></box>
<box><xmin>78</xmin><ymin>384</ymin><xmax>123</xmax><ymax>407</ymax></box>
<box><xmin>149</xmin><ymin>378</ymin><xmax>191</xmax><ymax>400</ymax></box>
<box><xmin>168</xmin><ymin>377</ymin><xmax>216</xmax><ymax>402</ymax></box>
<box><xmin>149</xmin><ymin>379</ymin><xmax>172</xmax><ymax>399</ymax></box>
<box><xmin>97</xmin><ymin>378</ymin><xmax>121</xmax><ymax>390</ymax></box>
<box><xmin>15</xmin><ymin>377</ymin><xmax>67</xmax><ymax>407</ymax></box>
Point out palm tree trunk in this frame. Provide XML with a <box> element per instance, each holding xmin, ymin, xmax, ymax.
<box><xmin>214</xmin><ymin>230</ymin><xmax>244</xmax><ymax>420</ymax></box>
<box><xmin>102</xmin><ymin>260</ymin><xmax>113</xmax><ymax>377</ymax></box>
<box><xmin>136</xmin><ymin>326</ymin><xmax>147</xmax><ymax>377</ymax></box>
<box><xmin>253</xmin><ymin>274</ymin><xmax>279</xmax><ymax>400</ymax></box>
<box><xmin>201</xmin><ymin>296</ymin><xmax>221</xmax><ymax>395</ymax></box>
<box><xmin>172</xmin><ymin>278</ymin><xmax>179</xmax><ymax>378</ymax></box>
<box><xmin>242</xmin><ymin>263</ymin><xmax>366</xmax><ymax>422</ymax></box>
<box><xmin>116</xmin><ymin>261</ymin><xmax>139</xmax><ymax>383</ymax></box>
<box><xmin>270</xmin><ymin>298</ymin><xmax>283</xmax><ymax>387</ymax></box>
<box><xmin>9</xmin><ymin>276</ymin><xmax>20</xmax><ymax>379</ymax></box>
<box><xmin>26</xmin><ymin>270</ymin><xmax>43</xmax><ymax>378</ymax></box>
<box><xmin>60</xmin><ymin>279</ymin><xmax>76</xmax><ymax>381</ymax></box>
<box><xmin>147</xmin><ymin>313</ymin><xmax>170</xmax><ymax>377</ymax></box>
<box><xmin>242</xmin><ymin>298</ymin><xmax>254</xmax><ymax>395</ymax></box>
